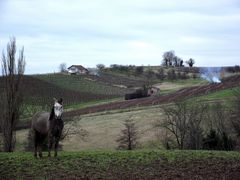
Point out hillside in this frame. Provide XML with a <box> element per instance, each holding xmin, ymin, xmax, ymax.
<box><xmin>15</xmin><ymin>75</ymin><xmax>240</xmax><ymax>151</ymax></box>
<box><xmin>64</xmin><ymin>74</ymin><xmax>240</xmax><ymax>118</ymax></box>
<box><xmin>21</xmin><ymin>75</ymin><xmax>120</xmax><ymax>105</ymax></box>
<box><xmin>14</xmin><ymin>74</ymin><xmax>240</xmax><ymax>130</ymax></box>
<box><xmin>1</xmin><ymin>150</ymin><xmax>240</xmax><ymax>179</ymax></box>
<box><xmin>0</xmin><ymin>74</ymin><xmax>141</xmax><ymax>117</ymax></box>
<box><xmin>35</xmin><ymin>73</ymin><xmax>135</xmax><ymax>96</ymax></box>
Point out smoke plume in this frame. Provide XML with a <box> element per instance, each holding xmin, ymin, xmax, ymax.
<box><xmin>200</xmin><ymin>67</ymin><xmax>223</xmax><ymax>83</ymax></box>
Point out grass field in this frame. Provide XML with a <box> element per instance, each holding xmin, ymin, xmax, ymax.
<box><xmin>197</xmin><ymin>87</ymin><xmax>240</xmax><ymax>101</ymax></box>
<box><xmin>153</xmin><ymin>78</ymin><xmax>206</xmax><ymax>94</ymax></box>
<box><xmin>1</xmin><ymin>150</ymin><xmax>240</xmax><ymax>179</ymax></box>
<box><xmin>16</xmin><ymin>105</ymin><xmax>164</xmax><ymax>151</ymax></box>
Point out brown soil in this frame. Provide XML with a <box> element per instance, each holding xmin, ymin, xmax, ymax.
<box><xmin>1</xmin><ymin>157</ymin><xmax>240</xmax><ymax>180</ymax></box>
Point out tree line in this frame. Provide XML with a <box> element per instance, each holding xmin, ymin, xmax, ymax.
<box><xmin>162</xmin><ymin>50</ymin><xmax>195</xmax><ymax>67</ymax></box>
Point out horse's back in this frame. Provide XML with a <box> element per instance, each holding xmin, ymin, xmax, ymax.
<box><xmin>31</xmin><ymin>112</ymin><xmax>50</xmax><ymax>135</ymax></box>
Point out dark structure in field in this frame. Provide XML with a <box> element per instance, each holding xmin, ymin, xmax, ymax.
<box><xmin>125</xmin><ymin>88</ymin><xmax>149</xmax><ymax>100</ymax></box>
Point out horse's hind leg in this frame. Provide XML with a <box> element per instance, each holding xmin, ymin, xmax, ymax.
<box><xmin>48</xmin><ymin>134</ymin><xmax>53</xmax><ymax>157</ymax></box>
<box><xmin>38</xmin><ymin>133</ymin><xmax>45</xmax><ymax>158</ymax></box>
<box><xmin>34</xmin><ymin>131</ymin><xmax>44</xmax><ymax>158</ymax></box>
<box><xmin>33</xmin><ymin>130</ymin><xmax>38</xmax><ymax>158</ymax></box>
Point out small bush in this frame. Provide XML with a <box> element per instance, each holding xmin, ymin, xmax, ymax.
<box><xmin>203</xmin><ymin>129</ymin><xmax>234</xmax><ymax>151</ymax></box>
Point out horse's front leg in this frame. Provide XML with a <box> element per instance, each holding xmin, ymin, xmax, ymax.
<box><xmin>48</xmin><ymin>133</ymin><xmax>53</xmax><ymax>157</ymax></box>
<box><xmin>38</xmin><ymin>145</ymin><xmax>43</xmax><ymax>158</ymax></box>
<box><xmin>54</xmin><ymin>137</ymin><xmax>60</xmax><ymax>157</ymax></box>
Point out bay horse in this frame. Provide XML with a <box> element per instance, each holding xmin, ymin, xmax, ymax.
<box><xmin>31</xmin><ymin>98</ymin><xmax>64</xmax><ymax>158</ymax></box>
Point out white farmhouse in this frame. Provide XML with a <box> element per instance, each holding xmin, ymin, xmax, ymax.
<box><xmin>67</xmin><ymin>65</ymin><xmax>89</xmax><ymax>75</ymax></box>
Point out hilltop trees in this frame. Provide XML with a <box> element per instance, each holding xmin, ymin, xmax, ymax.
<box><xmin>162</xmin><ymin>50</ymin><xmax>175</xmax><ymax>67</ymax></box>
<box><xmin>186</xmin><ymin>58</ymin><xmax>195</xmax><ymax>67</ymax></box>
<box><xmin>0</xmin><ymin>37</ymin><xmax>26</xmax><ymax>152</ymax></box>
<box><xmin>162</xmin><ymin>50</ymin><xmax>184</xmax><ymax>67</ymax></box>
<box><xmin>96</xmin><ymin>64</ymin><xmax>105</xmax><ymax>71</ymax></box>
<box><xmin>162</xmin><ymin>50</ymin><xmax>195</xmax><ymax>67</ymax></box>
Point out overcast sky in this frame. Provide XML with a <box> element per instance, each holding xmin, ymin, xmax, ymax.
<box><xmin>0</xmin><ymin>0</ymin><xmax>240</xmax><ymax>74</ymax></box>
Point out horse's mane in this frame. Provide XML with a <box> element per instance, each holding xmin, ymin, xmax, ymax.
<box><xmin>49</xmin><ymin>107</ymin><xmax>54</xmax><ymax>121</ymax></box>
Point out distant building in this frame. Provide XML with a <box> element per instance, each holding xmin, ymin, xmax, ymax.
<box><xmin>148</xmin><ymin>87</ymin><xmax>160</xmax><ymax>96</ymax></box>
<box><xmin>67</xmin><ymin>65</ymin><xmax>89</xmax><ymax>75</ymax></box>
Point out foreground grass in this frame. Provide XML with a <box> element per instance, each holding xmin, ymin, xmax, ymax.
<box><xmin>1</xmin><ymin>150</ymin><xmax>240</xmax><ymax>179</ymax></box>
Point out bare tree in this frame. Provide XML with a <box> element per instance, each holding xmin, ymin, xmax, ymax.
<box><xmin>59</xmin><ymin>63</ymin><xmax>67</xmax><ymax>73</ymax></box>
<box><xmin>186</xmin><ymin>102</ymin><xmax>208</xmax><ymax>149</ymax></box>
<box><xmin>173</xmin><ymin>56</ymin><xmax>183</xmax><ymax>67</ymax></box>
<box><xmin>186</xmin><ymin>58</ymin><xmax>195</xmax><ymax>67</ymax></box>
<box><xmin>212</xmin><ymin>102</ymin><xmax>233</xmax><ymax>150</ymax></box>
<box><xmin>162</xmin><ymin>50</ymin><xmax>175</xmax><ymax>67</ymax></box>
<box><xmin>157</xmin><ymin>100</ymin><xmax>207</xmax><ymax>150</ymax></box>
<box><xmin>212</xmin><ymin>103</ymin><xmax>229</xmax><ymax>135</ymax></box>
<box><xmin>96</xmin><ymin>64</ymin><xmax>105</xmax><ymax>71</ymax></box>
<box><xmin>160</xmin><ymin>101</ymin><xmax>189</xmax><ymax>149</ymax></box>
<box><xmin>116</xmin><ymin>118</ymin><xmax>138</xmax><ymax>150</ymax></box>
<box><xmin>231</xmin><ymin>89</ymin><xmax>240</xmax><ymax>137</ymax></box>
<box><xmin>0</xmin><ymin>37</ymin><xmax>26</xmax><ymax>152</ymax></box>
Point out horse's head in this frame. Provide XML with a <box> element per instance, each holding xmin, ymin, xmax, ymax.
<box><xmin>53</xmin><ymin>98</ymin><xmax>63</xmax><ymax>119</ymax></box>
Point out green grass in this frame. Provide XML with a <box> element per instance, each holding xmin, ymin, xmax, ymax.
<box><xmin>20</xmin><ymin>98</ymin><xmax>123</xmax><ymax>119</ymax></box>
<box><xmin>65</xmin><ymin>97</ymin><xmax>123</xmax><ymax>111</ymax></box>
<box><xmin>186</xmin><ymin>87</ymin><xmax>240</xmax><ymax>106</ymax></box>
<box><xmin>198</xmin><ymin>87</ymin><xmax>240</xmax><ymax>101</ymax></box>
<box><xmin>1</xmin><ymin>150</ymin><xmax>240</xmax><ymax>179</ymax></box>
<box><xmin>171</xmin><ymin>78</ymin><xmax>207</xmax><ymax>86</ymax></box>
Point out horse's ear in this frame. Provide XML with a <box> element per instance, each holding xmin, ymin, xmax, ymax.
<box><xmin>58</xmin><ymin>98</ymin><xmax>63</xmax><ymax>105</ymax></box>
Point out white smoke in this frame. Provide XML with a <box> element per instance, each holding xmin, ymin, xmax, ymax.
<box><xmin>200</xmin><ymin>67</ymin><xmax>222</xmax><ymax>83</ymax></box>
<box><xmin>88</xmin><ymin>68</ymin><xmax>100</xmax><ymax>76</ymax></box>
